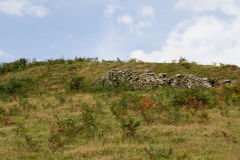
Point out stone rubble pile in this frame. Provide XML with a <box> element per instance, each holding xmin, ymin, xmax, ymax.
<box><xmin>95</xmin><ymin>70</ymin><xmax>231</xmax><ymax>89</ymax></box>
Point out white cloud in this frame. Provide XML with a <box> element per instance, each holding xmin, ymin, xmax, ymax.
<box><xmin>135</xmin><ymin>20</ymin><xmax>153</xmax><ymax>30</ymax></box>
<box><xmin>130</xmin><ymin>0</ymin><xmax>240</xmax><ymax>65</ymax></box>
<box><xmin>0</xmin><ymin>50</ymin><xmax>15</xmax><ymax>62</ymax></box>
<box><xmin>104</xmin><ymin>3</ymin><xmax>120</xmax><ymax>16</ymax></box>
<box><xmin>175</xmin><ymin>0</ymin><xmax>240</xmax><ymax>16</ymax></box>
<box><xmin>117</xmin><ymin>15</ymin><xmax>133</xmax><ymax>25</ymax></box>
<box><xmin>138</xmin><ymin>5</ymin><xmax>155</xmax><ymax>17</ymax></box>
<box><xmin>117</xmin><ymin>6</ymin><xmax>155</xmax><ymax>35</ymax></box>
<box><xmin>0</xmin><ymin>0</ymin><xmax>49</xmax><ymax>18</ymax></box>
<box><xmin>0</xmin><ymin>0</ymin><xmax>28</xmax><ymax>16</ymax></box>
<box><xmin>130</xmin><ymin>16</ymin><xmax>240</xmax><ymax>65</ymax></box>
<box><xmin>25</xmin><ymin>6</ymin><xmax>49</xmax><ymax>18</ymax></box>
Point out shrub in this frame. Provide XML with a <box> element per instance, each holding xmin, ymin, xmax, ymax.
<box><xmin>130</xmin><ymin>96</ymin><xmax>156</xmax><ymax>124</ymax></box>
<box><xmin>110</xmin><ymin>94</ymin><xmax>142</xmax><ymax>138</ymax></box>
<box><xmin>171</xmin><ymin>137</ymin><xmax>185</xmax><ymax>144</ymax></box>
<box><xmin>96</xmin><ymin>80</ymin><xmax>135</xmax><ymax>93</ymax></box>
<box><xmin>48</xmin><ymin>114</ymin><xmax>79</xmax><ymax>150</ymax></box>
<box><xmin>48</xmin><ymin>133</ymin><xmax>65</xmax><ymax>151</ymax></box>
<box><xmin>47</xmin><ymin>59</ymin><xmax>65</xmax><ymax>65</ymax></box>
<box><xmin>8</xmin><ymin>105</ymin><xmax>20</xmax><ymax>116</ymax></box>
<box><xmin>0</xmin><ymin>58</ymin><xmax>28</xmax><ymax>74</ymax></box>
<box><xmin>14</xmin><ymin>124</ymin><xmax>41</xmax><ymax>152</ymax></box>
<box><xmin>166</xmin><ymin>108</ymin><xmax>182</xmax><ymax>124</ymax></box>
<box><xmin>197</xmin><ymin>112</ymin><xmax>209</xmax><ymax>123</ymax></box>
<box><xmin>110</xmin><ymin>94</ymin><xmax>130</xmax><ymax>118</ymax></box>
<box><xmin>172</xmin><ymin>88</ymin><xmax>209</xmax><ymax>109</ymax></box>
<box><xmin>144</xmin><ymin>146</ymin><xmax>173</xmax><ymax>160</ymax></box>
<box><xmin>0</xmin><ymin>106</ymin><xmax>7</xmax><ymax>124</ymax></box>
<box><xmin>80</xmin><ymin>104</ymin><xmax>99</xmax><ymax>138</ymax></box>
<box><xmin>69</xmin><ymin>76</ymin><xmax>87</xmax><ymax>92</ymax></box>
<box><xmin>48</xmin><ymin>106</ymin><xmax>102</xmax><ymax>150</ymax></box>
<box><xmin>0</xmin><ymin>106</ymin><xmax>6</xmax><ymax>116</ymax></box>
<box><xmin>67</xmin><ymin>59</ymin><xmax>74</xmax><ymax>64</ymax></box>
<box><xmin>54</xmin><ymin>114</ymin><xmax>79</xmax><ymax>139</ymax></box>
<box><xmin>222</xmin><ymin>85</ymin><xmax>240</xmax><ymax>105</ymax></box>
<box><xmin>0</xmin><ymin>77</ymin><xmax>34</xmax><ymax>99</ymax></box>
<box><xmin>128</xmin><ymin>58</ymin><xmax>137</xmax><ymax>63</ymax></box>
<box><xmin>18</xmin><ymin>98</ymin><xmax>36</xmax><ymax>110</ymax></box>
<box><xmin>55</xmin><ymin>93</ymin><xmax>66</xmax><ymax>104</ymax></box>
<box><xmin>119</xmin><ymin>116</ymin><xmax>141</xmax><ymax>138</ymax></box>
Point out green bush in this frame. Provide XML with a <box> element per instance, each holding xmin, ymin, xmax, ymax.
<box><xmin>69</xmin><ymin>76</ymin><xmax>88</xmax><ymax>92</ymax></box>
<box><xmin>0</xmin><ymin>106</ymin><xmax>6</xmax><ymax>122</ymax></box>
<box><xmin>80</xmin><ymin>104</ymin><xmax>99</xmax><ymax>138</ymax></box>
<box><xmin>119</xmin><ymin>116</ymin><xmax>141</xmax><ymax>138</ymax></box>
<box><xmin>48</xmin><ymin>114</ymin><xmax>80</xmax><ymax>150</ymax></box>
<box><xmin>0</xmin><ymin>106</ymin><xmax>6</xmax><ymax>116</ymax></box>
<box><xmin>54</xmin><ymin>114</ymin><xmax>79</xmax><ymax>139</ymax></box>
<box><xmin>47</xmin><ymin>59</ymin><xmax>65</xmax><ymax>65</ymax></box>
<box><xmin>144</xmin><ymin>146</ymin><xmax>173</xmax><ymax>160</ymax></box>
<box><xmin>0</xmin><ymin>58</ymin><xmax>28</xmax><ymax>74</ymax></box>
<box><xmin>166</xmin><ymin>108</ymin><xmax>182</xmax><ymax>124</ymax></box>
<box><xmin>110</xmin><ymin>94</ymin><xmax>130</xmax><ymax>118</ymax></box>
<box><xmin>110</xmin><ymin>94</ymin><xmax>142</xmax><ymax>138</ymax></box>
<box><xmin>0</xmin><ymin>77</ymin><xmax>34</xmax><ymax>99</ymax></box>
<box><xmin>48</xmin><ymin>133</ymin><xmax>65</xmax><ymax>151</ymax></box>
<box><xmin>172</xmin><ymin>88</ymin><xmax>209</xmax><ymax>109</ymax></box>
<box><xmin>222</xmin><ymin>85</ymin><xmax>240</xmax><ymax>105</ymax></box>
<box><xmin>48</xmin><ymin>105</ymin><xmax>102</xmax><ymax>150</ymax></box>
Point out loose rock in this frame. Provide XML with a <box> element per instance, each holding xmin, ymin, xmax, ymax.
<box><xmin>95</xmin><ymin>70</ymin><xmax>227</xmax><ymax>89</ymax></box>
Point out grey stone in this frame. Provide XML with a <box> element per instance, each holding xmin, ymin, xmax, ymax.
<box><xmin>223</xmin><ymin>80</ymin><xmax>231</xmax><ymax>84</ymax></box>
<box><xmin>95</xmin><ymin>70</ymin><xmax>232</xmax><ymax>89</ymax></box>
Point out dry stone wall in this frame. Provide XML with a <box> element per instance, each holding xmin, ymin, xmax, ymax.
<box><xmin>95</xmin><ymin>70</ymin><xmax>231</xmax><ymax>89</ymax></box>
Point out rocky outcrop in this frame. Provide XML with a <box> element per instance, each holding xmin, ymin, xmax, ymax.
<box><xmin>95</xmin><ymin>70</ymin><xmax>224</xmax><ymax>89</ymax></box>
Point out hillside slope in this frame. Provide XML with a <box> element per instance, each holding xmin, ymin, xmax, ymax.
<box><xmin>0</xmin><ymin>58</ymin><xmax>240</xmax><ymax>160</ymax></box>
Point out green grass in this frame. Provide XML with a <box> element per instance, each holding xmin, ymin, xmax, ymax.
<box><xmin>0</xmin><ymin>58</ymin><xmax>240</xmax><ymax>159</ymax></box>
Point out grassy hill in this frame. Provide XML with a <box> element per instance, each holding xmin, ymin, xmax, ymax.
<box><xmin>0</xmin><ymin>58</ymin><xmax>240</xmax><ymax>160</ymax></box>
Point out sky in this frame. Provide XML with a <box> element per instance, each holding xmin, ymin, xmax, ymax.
<box><xmin>0</xmin><ymin>0</ymin><xmax>240</xmax><ymax>65</ymax></box>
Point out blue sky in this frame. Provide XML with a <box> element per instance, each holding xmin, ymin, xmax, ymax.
<box><xmin>0</xmin><ymin>0</ymin><xmax>240</xmax><ymax>65</ymax></box>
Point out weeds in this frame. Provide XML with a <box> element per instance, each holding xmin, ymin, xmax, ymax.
<box><xmin>197</xmin><ymin>112</ymin><xmax>209</xmax><ymax>123</ymax></box>
<box><xmin>130</xmin><ymin>96</ymin><xmax>156</xmax><ymax>124</ymax></box>
<box><xmin>222</xmin><ymin>85</ymin><xmax>240</xmax><ymax>105</ymax></box>
<box><xmin>221</xmin><ymin>131</ymin><xmax>237</xmax><ymax>143</ymax></box>
<box><xmin>172</xmin><ymin>88</ymin><xmax>209</xmax><ymax>110</ymax></box>
<box><xmin>48</xmin><ymin>133</ymin><xmax>65</xmax><ymax>151</ymax></box>
<box><xmin>8</xmin><ymin>105</ymin><xmax>20</xmax><ymax>116</ymax></box>
<box><xmin>120</xmin><ymin>116</ymin><xmax>141</xmax><ymax>138</ymax></box>
<box><xmin>0</xmin><ymin>106</ymin><xmax>6</xmax><ymax>121</ymax></box>
<box><xmin>18</xmin><ymin>98</ymin><xmax>37</xmax><ymax>110</ymax></box>
<box><xmin>166</xmin><ymin>108</ymin><xmax>182</xmax><ymax>124</ymax></box>
<box><xmin>69</xmin><ymin>76</ymin><xmax>84</xmax><ymax>91</ymax></box>
<box><xmin>110</xmin><ymin>94</ymin><xmax>130</xmax><ymax>118</ymax></box>
<box><xmin>55</xmin><ymin>93</ymin><xmax>66</xmax><ymax>104</ymax></box>
<box><xmin>48</xmin><ymin>104</ymin><xmax>102</xmax><ymax>150</ymax></box>
<box><xmin>144</xmin><ymin>146</ymin><xmax>174</xmax><ymax>160</ymax></box>
<box><xmin>14</xmin><ymin>123</ymin><xmax>41</xmax><ymax>152</ymax></box>
<box><xmin>171</xmin><ymin>137</ymin><xmax>185</xmax><ymax>144</ymax></box>
<box><xmin>48</xmin><ymin>114</ymin><xmax>79</xmax><ymax>150</ymax></box>
<box><xmin>81</xmin><ymin>104</ymin><xmax>100</xmax><ymax>138</ymax></box>
<box><xmin>54</xmin><ymin>114</ymin><xmax>79</xmax><ymax>139</ymax></box>
<box><xmin>110</xmin><ymin>94</ymin><xmax>142</xmax><ymax>138</ymax></box>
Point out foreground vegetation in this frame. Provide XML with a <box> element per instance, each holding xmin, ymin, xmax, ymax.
<box><xmin>0</xmin><ymin>58</ymin><xmax>240</xmax><ymax>160</ymax></box>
